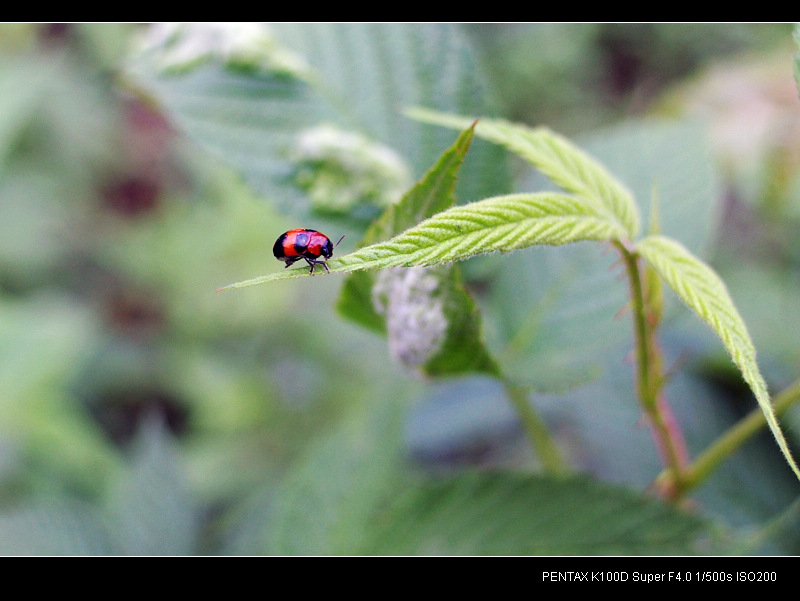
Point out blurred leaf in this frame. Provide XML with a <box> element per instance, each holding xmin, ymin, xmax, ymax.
<box><xmin>405</xmin><ymin>369</ymin><xmax>800</xmax><ymax>552</ymax></box>
<box><xmin>365</xmin><ymin>124</ymin><xmax>479</xmax><ymax>243</ymax></box>
<box><xmin>359</xmin><ymin>472</ymin><xmax>715</xmax><ymax>555</ymax></box>
<box><xmin>105</xmin><ymin>416</ymin><xmax>199</xmax><ymax>555</ymax></box>
<box><xmin>269</xmin><ymin>24</ymin><xmax>508</xmax><ymax>204</ymax></box>
<box><xmin>0</xmin><ymin>169</ymin><xmax>76</xmax><ymax>280</ymax></box>
<box><xmin>288</xmin><ymin>123</ymin><xmax>412</xmax><ymax>217</ymax></box>
<box><xmin>637</xmin><ymin>234</ymin><xmax>800</xmax><ymax>482</ymax></box>
<box><xmin>0</xmin><ymin>57</ymin><xmax>52</xmax><ymax>168</ymax></box>
<box><xmin>578</xmin><ymin>118</ymin><xmax>718</xmax><ymax>255</ymax></box>
<box><xmin>715</xmin><ymin>259</ymin><xmax>800</xmax><ymax>372</ymax></box>
<box><xmin>128</xmin><ymin>23</ymin><xmax>508</xmax><ymax>225</ymax></box>
<box><xmin>129</xmin><ymin>56</ymin><xmax>323</xmax><ymax>215</ymax></box>
<box><xmin>0</xmin><ymin>295</ymin><xmax>115</xmax><ymax>494</ymax></box>
<box><xmin>74</xmin><ymin>23</ymin><xmax>138</xmax><ymax>69</ymax></box>
<box><xmin>405</xmin><ymin>375</ymin><xmax>519</xmax><ymax>462</ymax></box>
<box><xmin>226</xmin><ymin>389</ymin><xmax>716</xmax><ymax>555</ymax></box>
<box><xmin>483</xmin><ymin>244</ymin><xmax>626</xmax><ymax>391</ymax></box>
<box><xmin>0</xmin><ymin>500</ymin><xmax>113</xmax><ymax>555</ymax></box>
<box><xmin>226</xmin><ymin>392</ymin><xmax>409</xmax><ymax>555</ymax></box>
<box><xmin>130</xmin><ymin>23</ymin><xmax>311</xmax><ymax>76</ymax></box>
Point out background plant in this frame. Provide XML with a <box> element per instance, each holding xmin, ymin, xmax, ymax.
<box><xmin>1</xmin><ymin>23</ymin><xmax>799</xmax><ymax>555</ymax></box>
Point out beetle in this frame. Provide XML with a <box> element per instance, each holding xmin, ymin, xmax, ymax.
<box><xmin>272</xmin><ymin>228</ymin><xmax>344</xmax><ymax>274</ymax></box>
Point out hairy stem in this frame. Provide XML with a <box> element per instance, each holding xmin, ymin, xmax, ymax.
<box><xmin>657</xmin><ymin>377</ymin><xmax>800</xmax><ymax>494</ymax></box>
<box><xmin>614</xmin><ymin>240</ymin><xmax>689</xmax><ymax>499</ymax></box>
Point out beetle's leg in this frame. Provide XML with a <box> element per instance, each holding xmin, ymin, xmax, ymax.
<box><xmin>304</xmin><ymin>257</ymin><xmax>329</xmax><ymax>274</ymax></box>
<box><xmin>304</xmin><ymin>257</ymin><xmax>316</xmax><ymax>274</ymax></box>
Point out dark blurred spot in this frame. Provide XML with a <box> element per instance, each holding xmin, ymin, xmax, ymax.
<box><xmin>105</xmin><ymin>288</ymin><xmax>165</xmax><ymax>338</ymax></box>
<box><xmin>408</xmin><ymin>440</ymin><xmax>499</xmax><ymax>470</ymax></box>
<box><xmin>596</xmin><ymin>29</ymin><xmax>645</xmax><ymax>98</ymax></box>
<box><xmin>90</xmin><ymin>388</ymin><xmax>189</xmax><ymax>446</ymax></box>
<box><xmin>101</xmin><ymin>176</ymin><xmax>161</xmax><ymax>216</ymax></box>
<box><xmin>38</xmin><ymin>23</ymin><xmax>72</xmax><ymax>44</ymax></box>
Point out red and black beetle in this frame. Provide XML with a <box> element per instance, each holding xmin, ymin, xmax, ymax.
<box><xmin>273</xmin><ymin>228</ymin><xmax>344</xmax><ymax>274</ymax></box>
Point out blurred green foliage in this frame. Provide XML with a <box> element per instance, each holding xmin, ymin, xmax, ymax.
<box><xmin>1</xmin><ymin>23</ymin><xmax>800</xmax><ymax>555</ymax></box>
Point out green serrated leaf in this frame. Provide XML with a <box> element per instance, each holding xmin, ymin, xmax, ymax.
<box><xmin>359</xmin><ymin>472</ymin><xmax>713</xmax><ymax>555</ymax></box>
<box><xmin>408</xmin><ymin>108</ymin><xmax>640</xmax><ymax>239</ymax></box>
<box><xmin>336</xmin><ymin>192</ymin><xmax>627</xmax><ymax>271</ymax></box>
<box><xmin>217</xmin><ymin>192</ymin><xmax>628</xmax><ymax>291</ymax></box>
<box><xmin>637</xmin><ymin>234</ymin><xmax>800</xmax><ymax>482</ymax></box>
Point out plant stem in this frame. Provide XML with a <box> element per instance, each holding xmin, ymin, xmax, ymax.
<box><xmin>614</xmin><ymin>240</ymin><xmax>688</xmax><ymax>499</ymax></box>
<box><xmin>658</xmin><ymin>377</ymin><xmax>800</xmax><ymax>494</ymax></box>
<box><xmin>503</xmin><ymin>380</ymin><xmax>569</xmax><ymax>475</ymax></box>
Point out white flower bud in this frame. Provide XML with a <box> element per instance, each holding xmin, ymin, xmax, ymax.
<box><xmin>372</xmin><ymin>267</ymin><xmax>448</xmax><ymax>372</ymax></box>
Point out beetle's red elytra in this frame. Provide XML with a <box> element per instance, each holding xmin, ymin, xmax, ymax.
<box><xmin>273</xmin><ymin>228</ymin><xmax>344</xmax><ymax>274</ymax></box>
